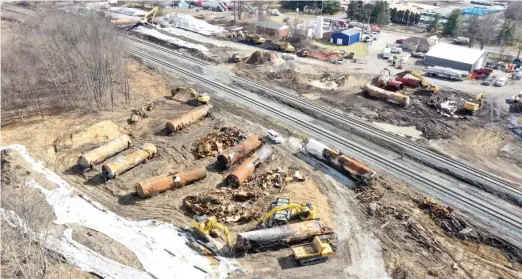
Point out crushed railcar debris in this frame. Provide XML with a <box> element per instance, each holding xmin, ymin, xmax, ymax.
<box><xmin>194</xmin><ymin>126</ymin><xmax>244</xmax><ymax>158</ymax></box>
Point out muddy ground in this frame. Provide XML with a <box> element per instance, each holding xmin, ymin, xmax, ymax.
<box><xmin>2</xmin><ymin>57</ymin><xmax>522</xmax><ymax>279</ymax></box>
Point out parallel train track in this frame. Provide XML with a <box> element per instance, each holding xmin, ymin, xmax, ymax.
<box><xmin>126</xmin><ymin>47</ymin><xmax>522</xmax><ymax>239</ymax></box>
<box><xmin>125</xmin><ymin>36</ymin><xmax>522</xmax><ymax>206</ymax></box>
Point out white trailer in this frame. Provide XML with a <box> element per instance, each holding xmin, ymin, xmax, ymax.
<box><xmin>425</xmin><ymin>66</ymin><xmax>463</xmax><ymax>81</ymax></box>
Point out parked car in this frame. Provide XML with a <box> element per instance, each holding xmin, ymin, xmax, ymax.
<box><xmin>396</xmin><ymin>39</ymin><xmax>405</xmax><ymax>44</ymax></box>
<box><xmin>391</xmin><ymin>47</ymin><xmax>402</xmax><ymax>54</ymax></box>
<box><xmin>411</xmin><ymin>52</ymin><xmax>425</xmax><ymax>58</ymax></box>
<box><xmin>481</xmin><ymin>76</ymin><xmax>493</xmax><ymax>86</ymax></box>
<box><xmin>495</xmin><ymin>76</ymin><xmax>507</xmax><ymax>87</ymax></box>
<box><xmin>267</xmin><ymin>130</ymin><xmax>283</xmax><ymax>143</ymax></box>
<box><xmin>474</xmin><ymin>67</ymin><xmax>493</xmax><ymax>75</ymax></box>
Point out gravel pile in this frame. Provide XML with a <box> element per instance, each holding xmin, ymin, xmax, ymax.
<box><xmin>156</xmin><ymin>13</ymin><xmax>225</xmax><ymax>36</ymax></box>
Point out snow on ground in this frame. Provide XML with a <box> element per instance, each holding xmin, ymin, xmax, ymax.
<box><xmin>1</xmin><ymin>210</ymin><xmax>153</xmax><ymax>279</ymax></box>
<box><xmin>133</xmin><ymin>26</ymin><xmax>210</xmax><ymax>53</ymax></box>
<box><xmin>0</xmin><ymin>144</ymin><xmax>240</xmax><ymax>279</ymax></box>
<box><xmin>109</xmin><ymin>7</ymin><xmax>147</xmax><ymax>16</ymax></box>
<box><xmin>156</xmin><ymin>13</ymin><xmax>225</xmax><ymax>36</ymax></box>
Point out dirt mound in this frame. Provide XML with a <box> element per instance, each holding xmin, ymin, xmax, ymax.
<box><xmin>245</xmin><ymin>50</ymin><xmax>281</xmax><ymax>65</ymax></box>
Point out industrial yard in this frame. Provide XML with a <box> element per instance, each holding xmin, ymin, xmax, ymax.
<box><xmin>1</xmin><ymin>1</ymin><xmax>522</xmax><ymax>279</ymax></box>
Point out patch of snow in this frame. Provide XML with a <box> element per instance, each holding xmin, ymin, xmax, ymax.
<box><xmin>156</xmin><ymin>13</ymin><xmax>225</xmax><ymax>36</ymax></box>
<box><xmin>1</xmin><ymin>210</ymin><xmax>152</xmax><ymax>279</ymax></box>
<box><xmin>0</xmin><ymin>145</ymin><xmax>240</xmax><ymax>279</ymax></box>
<box><xmin>133</xmin><ymin>26</ymin><xmax>209</xmax><ymax>53</ymax></box>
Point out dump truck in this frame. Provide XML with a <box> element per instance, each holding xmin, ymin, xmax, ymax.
<box><xmin>305</xmin><ymin>139</ymin><xmax>376</xmax><ymax>185</ymax></box>
<box><xmin>291</xmin><ymin>235</ymin><xmax>335</xmax><ymax>266</ymax></box>
<box><xmin>236</xmin><ymin>220</ymin><xmax>334</xmax><ymax>252</ymax></box>
<box><xmin>362</xmin><ymin>84</ymin><xmax>410</xmax><ymax>107</ymax></box>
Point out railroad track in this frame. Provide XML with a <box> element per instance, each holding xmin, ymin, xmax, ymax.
<box><xmin>128</xmin><ymin>48</ymin><xmax>522</xmax><ymax>240</ymax></box>
<box><xmin>125</xmin><ymin>36</ymin><xmax>522</xmax><ymax>205</ymax></box>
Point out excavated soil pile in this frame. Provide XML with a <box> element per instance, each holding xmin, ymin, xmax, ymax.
<box><xmin>245</xmin><ymin>50</ymin><xmax>281</xmax><ymax>65</ymax></box>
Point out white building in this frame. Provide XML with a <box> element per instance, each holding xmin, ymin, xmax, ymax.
<box><xmin>424</xmin><ymin>43</ymin><xmax>488</xmax><ymax>72</ymax></box>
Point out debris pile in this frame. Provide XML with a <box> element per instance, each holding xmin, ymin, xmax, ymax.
<box><xmin>130</xmin><ymin>103</ymin><xmax>155</xmax><ymax>124</ymax></box>
<box><xmin>427</xmin><ymin>96</ymin><xmax>458</xmax><ymax>117</ymax></box>
<box><xmin>183</xmin><ymin>187</ymin><xmax>266</xmax><ymax>223</ymax></box>
<box><xmin>245</xmin><ymin>51</ymin><xmax>281</xmax><ymax>65</ymax></box>
<box><xmin>320</xmin><ymin>73</ymin><xmax>348</xmax><ymax>87</ymax></box>
<box><xmin>419</xmin><ymin>198</ymin><xmax>470</xmax><ymax>235</ymax></box>
<box><xmin>194</xmin><ymin>127</ymin><xmax>244</xmax><ymax>158</ymax></box>
<box><xmin>243</xmin><ymin>168</ymin><xmax>297</xmax><ymax>190</ymax></box>
<box><xmin>355</xmin><ymin>186</ymin><xmax>383</xmax><ymax>203</ymax></box>
<box><xmin>156</xmin><ymin>13</ymin><xmax>225</xmax><ymax>36</ymax></box>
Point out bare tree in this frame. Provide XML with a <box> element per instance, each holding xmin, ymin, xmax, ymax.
<box><xmin>477</xmin><ymin>14</ymin><xmax>499</xmax><ymax>50</ymax></box>
<box><xmin>233</xmin><ymin>0</ymin><xmax>246</xmax><ymax>22</ymax></box>
<box><xmin>2</xmin><ymin>8</ymin><xmax>130</xmax><ymax>124</ymax></box>
<box><xmin>1</xmin><ymin>150</ymin><xmax>58</xmax><ymax>279</ymax></box>
<box><xmin>515</xmin><ymin>27</ymin><xmax>522</xmax><ymax>59</ymax></box>
<box><xmin>466</xmin><ymin>14</ymin><xmax>480</xmax><ymax>48</ymax></box>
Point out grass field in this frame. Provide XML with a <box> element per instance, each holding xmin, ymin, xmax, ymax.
<box><xmin>313</xmin><ymin>40</ymin><xmax>369</xmax><ymax>57</ymax></box>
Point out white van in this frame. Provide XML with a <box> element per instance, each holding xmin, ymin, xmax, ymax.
<box><xmin>382</xmin><ymin>48</ymin><xmax>392</xmax><ymax>59</ymax></box>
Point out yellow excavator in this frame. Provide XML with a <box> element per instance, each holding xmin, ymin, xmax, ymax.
<box><xmin>193</xmin><ymin>215</ymin><xmax>232</xmax><ymax>251</ymax></box>
<box><xmin>258</xmin><ymin>201</ymin><xmax>317</xmax><ymax>228</ymax></box>
<box><xmin>396</xmin><ymin>70</ymin><xmax>439</xmax><ymax>93</ymax></box>
<box><xmin>172</xmin><ymin>87</ymin><xmax>210</xmax><ymax>105</ymax></box>
<box><xmin>463</xmin><ymin>91</ymin><xmax>485</xmax><ymax>114</ymax></box>
<box><xmin>129</xmin><ymin>7</ymin><xmax>159</xmax><ymax>30</ymax></box>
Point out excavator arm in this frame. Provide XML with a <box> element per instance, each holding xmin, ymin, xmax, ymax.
<box><xmin>194</xmin><ymin>216</ymin><xmax>232</xmax><ymax>247</ymax></box>
<box><xmin>141</xmin><ymin>7</ymin><xmax>158</xmax><ymax>24</ymax></box>
<box><xmin>259</xmin><ymin>203</ymin><xmax>316</xmax><ymax>226</ymax></box>
<box><xmin>209</xmin><ymin>221</ymin><xmax>232</xmax><ymax>247</ymax></box>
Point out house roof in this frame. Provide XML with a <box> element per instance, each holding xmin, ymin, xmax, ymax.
<box><xmin>333</xmin><ymin>29</ymin><xmax>360</xmax><ymax>36</ymax></box>
<box><xmin>425</xmin><ymin>43</ymin><xmax>486</xmax><ymax>64</ymax></box>
<box><xmin>256</xmin><ymin>20</ymin><xmax>288</xmax><ymax>30</ymax></box>
<box><xmin>404</xmin><ymin>36</ymin><xmax>430</xmax><ymax>46</ymax></box>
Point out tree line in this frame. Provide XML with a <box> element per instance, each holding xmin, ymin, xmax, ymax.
<box><xmin>281</xmin><ymin>0</ymin><xmax>342</xmax><ymax>15</ymax></box>
<box><xmin>390</xmin><ymin>8</ymin><xmax>421</xmax><ymax>25</ymax></box>
<box><xmin>1</xmin><ymin>9</ymin><xmax>130</xmax><ymax>124</ymax></box>
<box><xmin>433</xmin><ymin>8</ymin><xmax>521</xmax><ymax>58</ymax></box>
